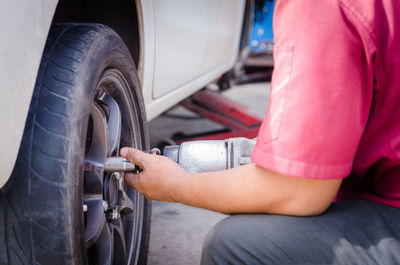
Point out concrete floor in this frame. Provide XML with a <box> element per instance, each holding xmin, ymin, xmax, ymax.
<box><xmin>147</xmin><ymin>82</ymin><xmax>270</xmax><ymax>265</ymax></box>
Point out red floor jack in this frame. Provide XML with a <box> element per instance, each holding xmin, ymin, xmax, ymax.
<box><xmin>173</xmin><ymin>89</ymin><xmax>263</xmax><ymax>144</ymax></box>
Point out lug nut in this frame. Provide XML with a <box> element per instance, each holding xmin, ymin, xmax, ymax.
<box><xmin>112</xmin><ymin>209</ymin><xmax>119</xmax><ymax>220</ymax></box>
<box><xmin>103</xmin><ymin>200</ymin><xmax>108</xmax><ymax>211</ymax></box>
<box><xmin>106</xmin><ymin>209</ymin><xmax>120</xmax><ymax>221</ymax></box>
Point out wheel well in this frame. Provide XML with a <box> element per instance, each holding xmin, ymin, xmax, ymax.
<box><xmin>52</xmin><ymin>0</ymin><xmax>142</xmax><ymax>68</ymax></box>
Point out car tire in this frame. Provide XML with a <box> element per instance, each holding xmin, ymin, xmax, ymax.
<box><xmin>0</xmin><ymin>23</ymin><xmax>151</xmax><ymax>265</ymax></box>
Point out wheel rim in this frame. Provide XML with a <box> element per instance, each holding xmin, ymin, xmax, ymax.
<box><xmin>83</xmin><ymin>69</ymin><xmax>143</xmax><ymax>265</ymax></box>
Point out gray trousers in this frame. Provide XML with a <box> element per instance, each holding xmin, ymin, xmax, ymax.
<box><xmin>201</xmin><ymin>200</ymin><xmax>400</xmax><ymax>265</ymax></box>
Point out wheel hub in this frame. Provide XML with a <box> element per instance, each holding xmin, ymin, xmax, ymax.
<box><xmin>104</xmin><ymin>173</ymin><xmax>119</xmax><ymax>209</ymax></box>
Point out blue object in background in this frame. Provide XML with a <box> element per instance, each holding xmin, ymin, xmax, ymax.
<box><xmin>249</xmin><ymin>0</ymin><xmax>275</xmax><ymax>54</ymax></box>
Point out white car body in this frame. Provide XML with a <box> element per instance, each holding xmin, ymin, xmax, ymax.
<box><xmin>0</xmin><ymin>0</ymin><xmax>246</xmax><ymax>188</ymax></box>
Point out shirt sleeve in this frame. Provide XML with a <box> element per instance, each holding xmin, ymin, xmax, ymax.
<box><xmin>251</xmin><ymin>0</ymin><xmax>373</xmax><ymax>179</ymax></box>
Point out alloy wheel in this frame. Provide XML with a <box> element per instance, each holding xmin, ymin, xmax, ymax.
<box><xmin>83</xmin><ymin>69</ymin><xmax>144</xmax><ymax>265</ymax></box>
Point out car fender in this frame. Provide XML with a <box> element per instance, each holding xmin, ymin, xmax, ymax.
<box><xmin>0</xmin><ymin>0</ymin><xmax>59</xmax><ymax>188</ymax></box>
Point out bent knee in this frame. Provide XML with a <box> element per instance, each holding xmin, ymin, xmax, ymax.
<box><xmin>201</xmin><ymin>214</ymin><xmax>330</xmax><ymax>265</ymax></box>
<box><xmin>201</xmin><ymin>216</ymin><xmax>244</xmax><ymax>265</ymax></box>
<box><xmin>201</xmin><ymin>214</ymin><xmax>288</xmax><ymax>265</ymax></box>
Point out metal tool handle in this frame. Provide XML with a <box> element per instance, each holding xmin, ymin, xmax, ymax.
<box><xmin>162</xmin><ymin>138</ymin><xmax>256</xmax><ymax>173</ymax></box>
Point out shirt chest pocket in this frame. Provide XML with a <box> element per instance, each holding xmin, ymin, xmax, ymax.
<box><xmin>258</xmin><ymin>45</ymin><xmax>294</xmax><ymax>144</ymax></box>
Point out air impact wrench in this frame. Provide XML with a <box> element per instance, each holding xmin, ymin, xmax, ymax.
<box><xmin>104</xmin><ymin>137</ymin><xmax>256</xmax><ymax>173</ymax></box>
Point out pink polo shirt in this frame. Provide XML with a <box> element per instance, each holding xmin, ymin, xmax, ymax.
<box><xmin>251</xmin><ymin>0</ymin><xmax>400</xmax><ymax>208</ymax></box>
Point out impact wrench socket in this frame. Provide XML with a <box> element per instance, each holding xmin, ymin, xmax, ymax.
<box><xmin>104</xmin><ymin>137</ymin><xmax>256</xmax><ymax>173</ymax></box>
<box><xmin>104</xmin><ymin>149</ymin><xmax>160</xmax><ymax>172</ymax></box>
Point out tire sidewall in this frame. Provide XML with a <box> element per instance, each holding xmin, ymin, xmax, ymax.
<box><xmin>63</xmin><ymin>25</ymin><xmax>149</xmax><ymax>265</ymax></box>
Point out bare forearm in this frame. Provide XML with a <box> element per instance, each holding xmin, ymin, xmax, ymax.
<box><xmin>173</xmin><ymin>164</ymin><xmax>342</xmax><ymax>216</ymax></box>
<box><xmin>121</xmin><ymin>148</ymin><xmax>342</xmax><ymax>216</ymax></box>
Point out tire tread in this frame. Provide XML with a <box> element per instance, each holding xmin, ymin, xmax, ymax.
<box><xmin>1</xmin><ymin>23</ymin><xmax>150</xmax><ymax>264</ymax></box>
<box><xmin>2</xmin><ymin>24</ymin><xmax>92</xmax><ymax>264</ymax></box>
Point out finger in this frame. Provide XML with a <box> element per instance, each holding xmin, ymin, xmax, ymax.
<box><xmin>120</xmin><ymin>147</ymin><xmax>148</xmax><ymax>168</ymax></box>
<box><xmin>124</xmin><ymin>172</ymin><xmax>140</xmax><ymax>188</ymax></box>
<box><xmin>150</xmin><ymin>148</ymin><xmax>161</xmax><ymax>155</ymax></box>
